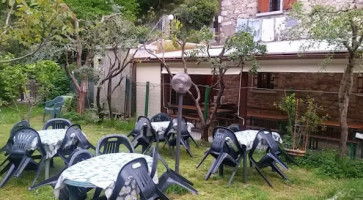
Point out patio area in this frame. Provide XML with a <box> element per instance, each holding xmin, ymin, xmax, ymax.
<box><xmin>0</xmin><ymin>105</ymin><xmax>362</xmax><ymax>200</ymax></box>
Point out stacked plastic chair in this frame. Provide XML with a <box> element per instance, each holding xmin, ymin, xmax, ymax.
<box><xmin>164</xmin><ymin>118</ymin><xmax>198</xmax><ymax>157</ymax></box>
<box><xmin>197</xmin><ymin>127</ymin><xmax>245</xmax><ymax>186</ymax></box>
<box><xmin>249</xmin><ymin>129</ymin><xmax>289</xmax><ymax>187</ymax></box>
<box><xmin>0</xmin><ymin>127</ymin><xmax>46</xmax><ymax>188</ymax></box>
<box><xmin>128</xmin><ymin>116</ymin><xmax>157</xmax><ymax>153</ymax></box>
<box><xmin>0</xmin><ymin>121</ymin><xmax>30</xmax><ymax>156</ymax></box>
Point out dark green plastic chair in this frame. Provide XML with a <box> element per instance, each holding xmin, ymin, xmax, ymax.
<box><xmin>43</xmin><ymin>96</ymin><xmax>65</xmax><ymax>122</ymax></box>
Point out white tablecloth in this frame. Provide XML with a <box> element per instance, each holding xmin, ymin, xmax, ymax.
<box><xmin>151</xmin><ymin>121</ymin><xmax>194</xmax><ymax>135</ymax></box>
<box><xmin>33</xmin><ymin>129</ymin><xmax>67</xmax><ymax>159</ymax></box>
<box><xmin>30</xmin><ymin>129</ymin><xmax>81</xmax><ymax>159</ymax></box>
<box><xmin>54</xmin><ymin>153</ymin><xmax>157</xmax><ymax>200</ymax></box>
<box><xmin>234</xmin><ymin>130</ymin><xmax>282</xmax><ymax>151</ymax></box>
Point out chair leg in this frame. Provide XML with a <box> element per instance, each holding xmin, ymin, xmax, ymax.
<box><xmin>227</xmin><ymin>157</ymin><xmax>243</xmax><ymax>186</ymax></box>
<box><xmin>189</xmin><ymin>136</ymin><xmax>199</xmax><ymax>147</ymax></box>
<box><xmin>205</xmin><ymin>159</ymin><xmax>217</xmax><ymax>180</ymax></box>
<box><xmin>31</xmin><ymin>159</ymin><xmax>45</xmax><ymax>187</ymax></box>
<box><xmin>0</xmin><ymin>163</ymin><xmax>16</xmax><ymax>188</ymax></box>
<box><xmin>92</xmin><ymin>187</ymin><xmax>102</xmax><ymax>199</ymax></box>
<box><xmin>14</xmin><ymin>157</ymin><xmax>30</xmax><ymax>177</ymax></box>
<box><xmin>196</xmin><ymin>150</ymin><xmax>210</xmax><ymax>169</ymax></box>
<box><xmin>181</xmin><ymin>139</ymin><xmax>193</xmax><ymax>157</ymax></box>
<box><xmin>271</xmin><ymin>162</ymin><xmax>289</xmax><ymax>181</ymax></box>
<box><xmin>251</xmin><ymin>161</ymin><xmax>273</xmax><ymax>188</ymax></box>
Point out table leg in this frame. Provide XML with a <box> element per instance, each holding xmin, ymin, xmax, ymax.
<box><xmin>45</xmin><ymin>159</ymin><xmax>50</xmax><ymax>179</ymax></box>
<box><xmin>243</xmin><ymin>150</ymin><xmax>247</xmax><ymax>184</ymax></box>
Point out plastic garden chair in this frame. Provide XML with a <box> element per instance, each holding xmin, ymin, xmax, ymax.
<box><xmin>227</xmin><ymin>124</ymin><xmax>241</xmax><ymax>133</ymax></box>
<box><xmin>96</xmin><ymin>134</ymin><xmax>135</xmax><ymax>155</ymax></box>
<box><xmin>29</xmin><ymin>149</ymin><xmax>93</xmax><ymax>191</ymax></box>
<box><xmin>109</xmin><ymin>158</ymin><xmax>168</xmax><ymax>200</ymax></box>
<box><xmin>154</xmin><ymin>148</ymin><xmax>198</xmax><ymax>195</ymax></box>
<box><xmin>0</xmin><ymin>120</ymin><xmax>30</xmax><ymax>156</ymax></box>
<box><xmin>56</xmin><ymin>124</ymin><xmax>95</xmax><ymax>165</ymax></box>
<box><xmin>150</xmin><ymin>113</ymin><xmax>171</xmax><ymax>122</ymax></box>
<box><xmin>165</xmin><ymin>118</ymin><xmax>198</xmax><ymax>157</ymax></box>
<box><xmin>43</xmin><ymin>118</ymin><xmax>72</xmax><ymax>130</ymax></box>
<box><xmin>43</xmin><ymin>96</ymin><xmax>65</xmax><ymax>121</ymax></box>
<box><xmin>196</xmin><ymin>127</ymin><xmax>245</xmax><ymax>186</ymax></box>
<box><xmin>249</xmin><ymin>129</ymin><xmax>289</xmax><ymax>187</ymax></box>
<box><xmin>0</xmin><ymin>128</ymin><xmax>46</xmax><ymax>188</ymax></box>
<box><xmin>129</xmin><ymin>116</ymin><xmax>157</xmax><ymax>153</ymax></box>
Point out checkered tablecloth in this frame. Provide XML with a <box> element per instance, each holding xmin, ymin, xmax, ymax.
<box><xmin>151</xmin><ymin>121</ymin><xmax>194</xmax><ymax>135</ymax></box>
<box><xmin>234</xmin><ymin>130</ymin><xmax>282</xmax><ymax>150</ymax></box>
<box><xmin>54</xmin><ymin>153</ymin><xmax>157</xmax><ymax>200</ymax></box>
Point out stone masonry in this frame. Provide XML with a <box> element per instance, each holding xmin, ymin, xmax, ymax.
<box><xmin>219</xmin><ymin>0</ymin><xmax>358</xmax><ymax>43</ymax></box>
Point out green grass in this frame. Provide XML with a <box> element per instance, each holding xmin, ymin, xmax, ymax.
<box><xmin>0</xmin><ymin>105</ymin><xmax>363</xmax><ymax>199</ymax></box>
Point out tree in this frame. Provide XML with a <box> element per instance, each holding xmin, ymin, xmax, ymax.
<box><xmin>0</xmin><ymin>0</ymin><xmax>73</xmax><ymax>63</ymax></box>
<box><xmin>94</xmin><ymin>15</ymin><xmax>147</xmax><ymax>119</ymax></box>
<box><xmin>289</xmin><ymin>2</ymin><xmax>363</xmax><ymax>155</ymax></box>
<box><xmin>145</xmin><ymin>0</ymin><xmax>266</xmax><ymax>141</ymax></box>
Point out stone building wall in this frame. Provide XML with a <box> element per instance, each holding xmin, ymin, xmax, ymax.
<box><xmin>219</xmin><ymin>0</ymin><xmax>358</xmax><ymax>43</ymax></box>
<box><xmin>221</xmin><ymin>72</ymin><xmax>363</xmax><ymax>122</ymax></box>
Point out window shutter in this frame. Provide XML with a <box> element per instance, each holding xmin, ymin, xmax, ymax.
<box><xmin>283</xmin><ymin>0</ymin><xmax>297</xmax><ymax>10</ymax></box>
<box><xmin>258</xmin><ymin>0</ymin><xmax>270</xmax><ymax>13</ymax></box>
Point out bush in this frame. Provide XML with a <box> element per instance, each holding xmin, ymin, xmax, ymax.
<box><xmin>297</xmin><ymin>149</ymin><xmax>363</xmax><ymax>178</ymax></box>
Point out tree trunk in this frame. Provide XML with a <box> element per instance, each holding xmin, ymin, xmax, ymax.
<box><xmin>338</xmin><ymin>53</ymin><xmax>355</xmax><ymax>156</ymax></box>
<box><xmin>77</xmin><ymin>80</ymin><xmax>88</xmax><ymax>114</ymax></box>
<box><xmin>96</xmin><ymin>85</ymin><xmax>104</xmax><ymax>120</ymax></box>
<box><xmin>201</xmin><ymin>123</ymin><xmax>210</xmax><ymax>141</ymax></box>
<box><xmin>107</xmin><ymin>78</ymin><xmax>113</xmax><ymax>119</ymax></box>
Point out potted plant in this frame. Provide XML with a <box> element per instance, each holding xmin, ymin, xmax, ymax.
<box><xmin>277</xmin><ymin>93</ymin><xmax>326</xmax><ymax>156</ymax></box>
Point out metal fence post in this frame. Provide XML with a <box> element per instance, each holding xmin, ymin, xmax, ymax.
<box><xmin>203</xmin><ymin>86</ymin><xmax>211</xmax><ymax>122</ymax></box>
<box><xmin>144</xmin><ymin>81</ymin><xmax>150</xmax><ymax>117</ymax></box>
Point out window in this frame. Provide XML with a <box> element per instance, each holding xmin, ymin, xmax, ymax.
<box><xmin>253</xmin><ymin>73</ymin><xmax>277</xmax><ymax>89</ymax></box>
<box><xmin>257</xmin><ymin>0</ymin><xmax>297</xmax><ymax>14</ymax></box>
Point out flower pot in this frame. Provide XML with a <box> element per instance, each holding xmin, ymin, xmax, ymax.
<box><xmin>284</xmin><ymin>148</ymin><xmax>306</xmax><ymax>157</ymax></box>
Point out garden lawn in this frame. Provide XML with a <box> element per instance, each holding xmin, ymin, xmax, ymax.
<box><xmin>0</xmin><ymin>105</ymin><xmax>362</xmax><ymax>200</ymax></box>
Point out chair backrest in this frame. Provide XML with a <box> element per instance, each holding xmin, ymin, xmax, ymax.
<box><xmin>43</xmin><ymin>118</ymin><xmax>72</xmax><ymax>130</ymax></box>
<box><xmin>96</xmin><ymin>134</ymin><xmax>135</xmax><ymax>156</ymax></box>
<box><xmin>211</xmin><ymin>127</ymin><xmax>242</xmax><ymax>158</ymax></box>
<box><xmin>134</xmin><ymin>116</ymin><xmax>156</xmax><ymax>138</ymax></box>
<box><xmin>54</xmin><ymin>96</ymin><xmax>64</xmax><ymax>103</ymax></box>
<box><xmin>151</xmin><ymin>113</ymin><xmax>171</xmax><ymax>122</ymax></box>
<box><xmin>59</xmin><ymin>124</ymin><xmax>82</xmax><ymax>154</ymax></box>
<box><xmin>227</xmin><ymin>124</ymin><xmax>240</xmax><ymax>133</ymax></box>
<box><xmin>110</xmin><ymin>158</ymin><xmax>157</xmax><ymax>200</ymax></box>
<box><xmin>10</xmin><ymin>127</ymin><xmax>45</xmax><ymax>157</ymax></box>
<box><xmin>249</xmin><ymin>129</ymin><xmax>280</xmax><ymax>157</ymax></box>
<box><xmin>149</xmin><ymin>146</ymin><xmax>158</xmax><ymax>179</ymax></box>
<box><xmin>67</xmin><ymin>149</ymin><xmax>93</xmax><ymax>167</ymax></box>
<box><xmin>171</xmin><ymin>117</ymin><xmax>189</xmax><ymax>136</ymax></box>
<box><xmin>9</xmin><ymin>120</ymin><xmax>30</xmax><ymax>139</ymax></box>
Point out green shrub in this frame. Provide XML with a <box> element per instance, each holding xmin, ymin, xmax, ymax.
<box><xmin>297</xmin><ymin>149</ymin><xmax>363</xmax><ymax>178</ymax></box>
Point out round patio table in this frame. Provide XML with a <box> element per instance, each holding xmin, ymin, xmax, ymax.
<box><xmin>53</xmin><ymin>153</ymin><xmax>157</xmax><ymax>200</ymax></box>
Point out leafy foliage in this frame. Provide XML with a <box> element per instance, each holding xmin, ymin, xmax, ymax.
<box><xmin>63</xmin><ymin>0</ymin><xmax>139</xmax><ymax>21</ymax></box>
<box><xmin>0</xmin><ymin>0</ymin><xmax>74</xmax><ymax>62</ymax></box>
<box><xmin>0</xmin><ymin>58</ymin><xmax>69</xmax><ymax>105</ymax></box>
<box><xmin>172</xmin><ymin>0</ymin><xmax>218</xmax><ymax>37</ymax></box>
<box><xmin>0</xmin><ymin>55</ymin><xmax>27</xmax><ymax>104</ymax></box>
<box><xmin>298</xmin><ymin>150</ymin><xmax>363</xmax><ymax>178</ymax></box>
